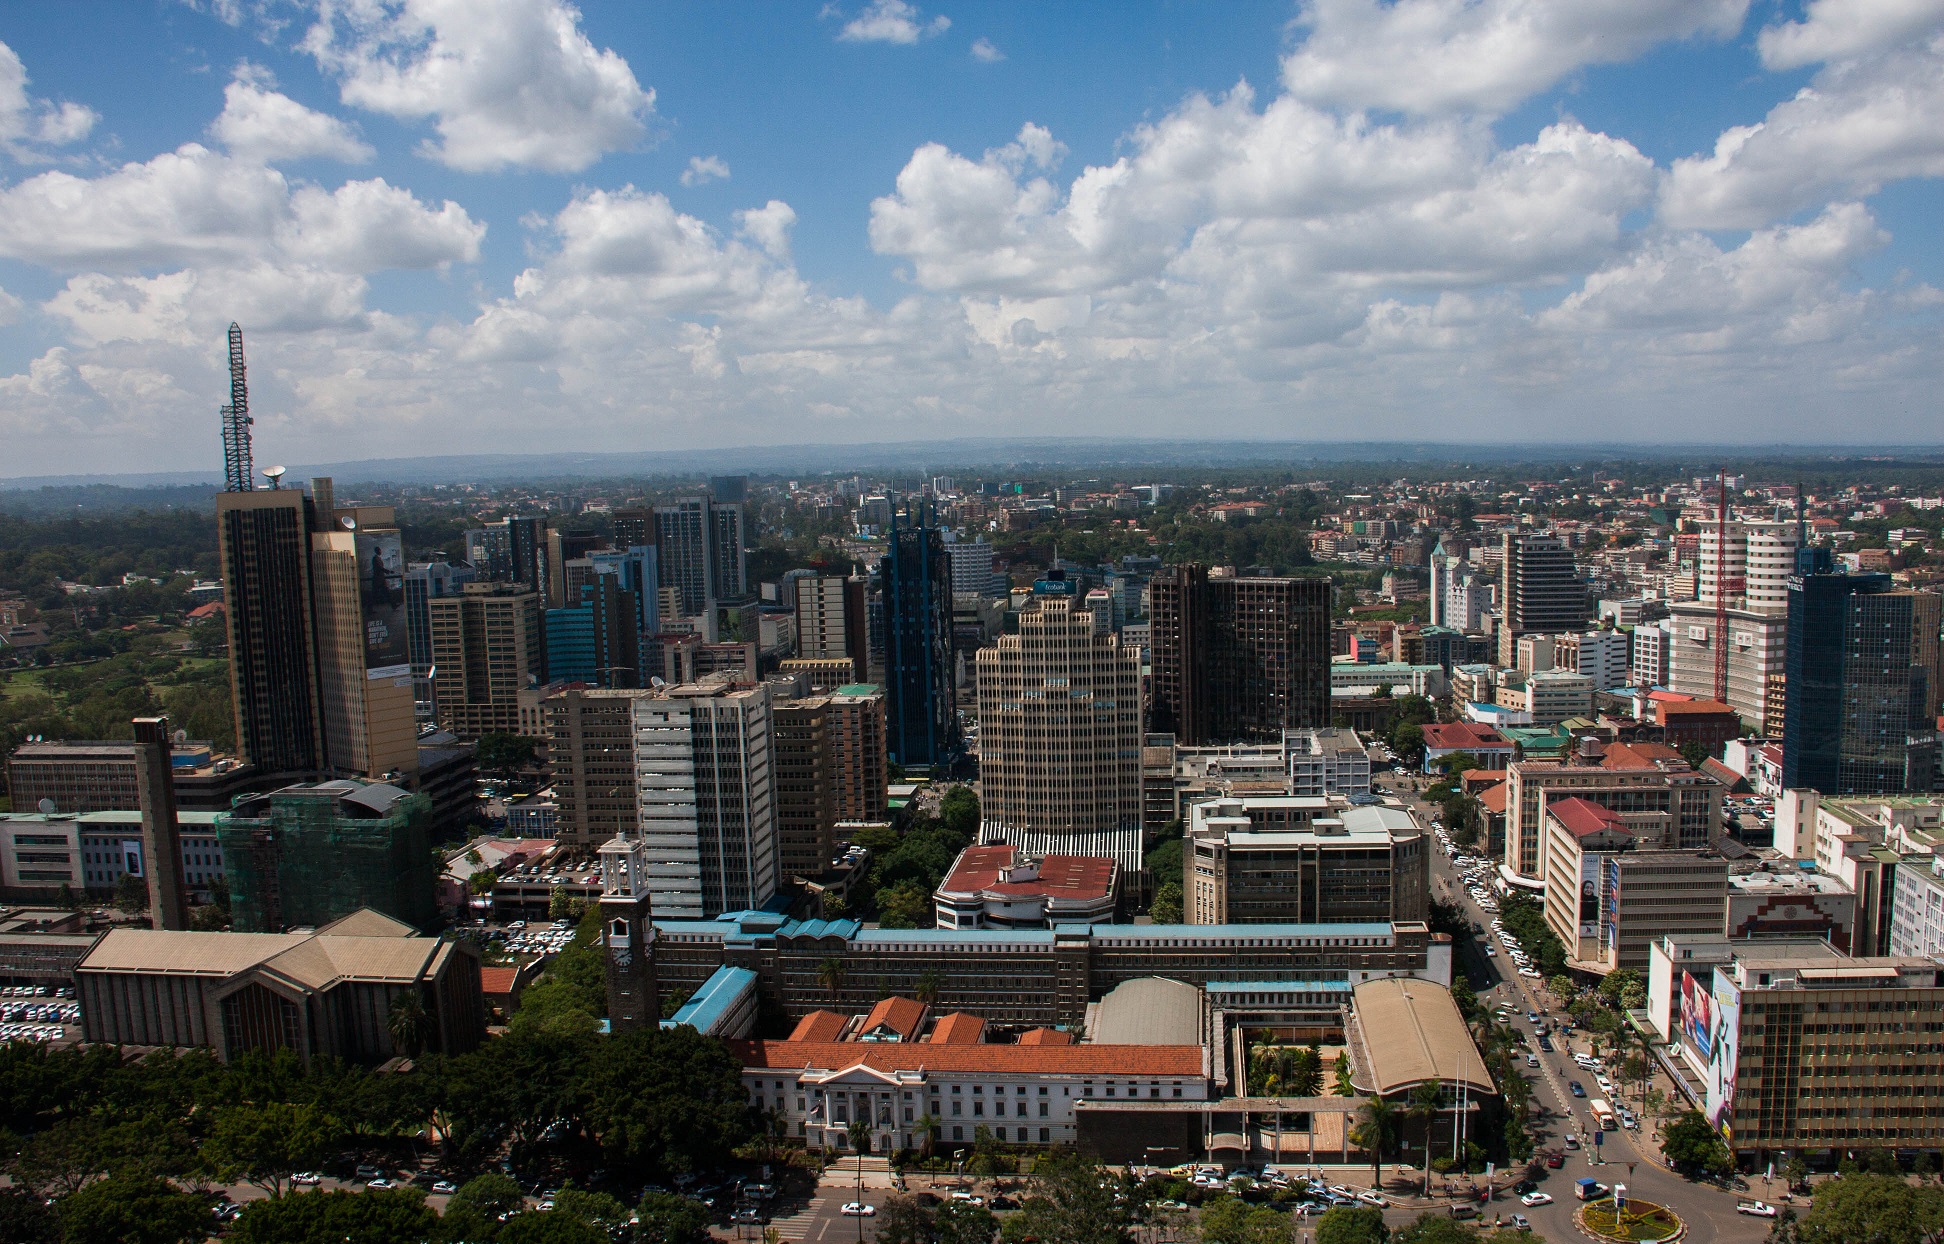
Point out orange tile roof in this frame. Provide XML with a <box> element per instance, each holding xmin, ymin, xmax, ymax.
<box><xmin>1655</xmin><ymin>698</ymin><xmax>1736</xmax><ymax>716</ymax></box>
<box><xmin>1017</xmin><ymin>1028</ymin><xmax>1075</xmax><ymax>1046</ymax></box>
<box><xmin>1548</xmin><ymin>797</ymin><xmax>1631</xmax><ymax>839</ymax></box>
<box><xmin>1477</xmin><ymin>784</ymin><xmax>1509</xmax><ymax>815</ymax></box>
<box><xmin>860</xmin><ymin>996</ymin><xmax>926</xmax><ymax>1040</ymax></box>
<box><xmin>789</xmin><ymin>1010</ymin><xmax>850</xmax><ymax>1043</ymax></box>
<box><xmin>1600</xmin><ymin>741</ymin><xmax>1686</xmax><ymax>769</ymax></box>
<box><xmin>478</xmin><ymin>966</ymin><xmax>520</xmax><ymax>996</ymax></box>
<box><xmin>927</xmin><ymin>1013</ymin><xmax>987</xmax><ymax>1044</ymax></box>
<box><xmin>938</xmin><ymin>844</ymin><xmax>1115</xmax><ymax>901</ymax></box>
<box><xmin>729</xmin><ymin>1040</ymin><xmax>1202</xmax><ymax>1076</ymax></box>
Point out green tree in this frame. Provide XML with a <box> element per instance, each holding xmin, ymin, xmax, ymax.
<box><xmin>1150</xmin><ymin>882</ymin><xmax>1183</xmax><ymax>924</ymax></box>
<box><xmin>0</xmin><ymin>1189</ymin><xmax>56</xmax><ymax>1244</ymax></box>
<box><xmin>1390</xmin><ymin>1214</ymin><xmax>1479</xmax><ymax>1244</ymax></box>
<box><xmin>579</xmin><ymin>1026</ymin><xmax>753</xmax><ymax>1176</ymax></box>
<box><xmin>113</xmin><ymin>872</ymin><xmax>148</xmax><ymax>915</ymax></box>
<box><xmin>231</xmin><ymin>1187</ymin><xmax>439</xmax><ymax>1244</ymax></box>
<box><xmin>875</xmin><ymin>1195</ymin><xmax>934</xmax><ymax>1244</ymax></box>
<box><xmin>1659</xmin><ymin>1110</ymin><xmax>1733</xmax><ymax>1175</ymax></box>
<box><xmin>938</xmin><ymin>786</ymin><xmax>981</xmax><ymax>837</ymax></box>
<box><xmin>1315</xmin><ymin>1205</ymin><xmax>1390</xmax><ymax>1244</ymax></box>
<box><xmin>934</xmin><ymin>1200</ymin><xmax>999</xmax><ymax>1244</ymax></box>
<box><xmin>818</xmin><ymin>957</ymin><xmax>848</xmax><ymax>1003</ymax></box>
<box><xmin>1199</xmin><ymin>1195</ymin><xmax>1288</xmax><ymax>1244</ymax></box>
<box><xmin>205</xmin><ymin>1100</ymin><xmax>334</xmax><ymax>1198</ymax></box>
<box><xmin>876</xmin><ymin>881</ymin><xmax>933</xmax><ymax>929</ymax></box>
<box><xmin>1791</xmin><ymin>1174</ymin><xmax>1944</xmax><ymax>1244</ymax></box>
<box><xmin>476</xmin><ymin>732</ymin><xmax>541</xmax><ymax>775</ymax></box>
<box><xmin>635</xmin><ymin>1191</ymin><xmax>713</xmax><ymax>1244</ymax></box>
<box><xmin>387</xmin><ymin>990</ymin><xmax>433</xmax><ymax>1058</ymax></box>
<box><xmin>1333</xmin><ymin>1054</ymin><xmax>1358</xmax><ymax>1096</ymax></box>
<box><xmin>1350</xmin><ymin>1097</ymin><xmax>1396</xmax><ymax>1187</ymax></box>
<box><xmin>55</xmin><ymin>1173</ymin><xmax>208</xmax><ymax>1244</ymax></box>
<box><xmin>500</xmin><ymin>1211</ymin><xmax>610</xmax><ymax>1244</ymax></box>
<box><xmin>997</xmin><ymin>1154</ymin><xmax>1126</xmax><ymax>1244</ymax></box>
<box><xmin>1287</xmin><ymin>1045</ymin><xmax>1324</xmax><ymax>1098</ymax></box>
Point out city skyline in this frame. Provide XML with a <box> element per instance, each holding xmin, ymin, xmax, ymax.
<box><xmin>0</xmin><ymin>0</ymin><xmax>1940</xmax><ymax>477</ymax></box>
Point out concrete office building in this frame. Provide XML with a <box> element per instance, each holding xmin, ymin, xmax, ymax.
<box><xmin>1539</xmin><ymin>798</ymin><xmax>1728</xmax><ymax>974</ymax></box>
<box><xmin>1776</xmin><ymin>791</ymin><xmax>1944</xmax><ymax>955</ymax></box>
<box><xmin>1148</xmin><ymin>565</ymin><xmax>1332</xmax><ymax>745</ymax></box>
<box><xmin>793</xmin><ymin>575</ymin><xmax>870</xmax><ymax>683</ymax></box>
<box><xmin>217</xmin><ymin>487</ymin><xmax>326</xmax><ymax>774</ymax></box>
<box><xmin>404</xmin><ymin>559</ymin><xmax>475</xmax><ymax>709</ymax></box>
<box><xmin>976</xmin><ymin>596</ymin><xmax>1145</xmax><ymax>878</ymax></box>
<box><xmin>1555</xmin><ymin>630</ymin><xmax>1631</xmax><ymax>692</ymax></box>
<box><xmin>1498</xmin><ymin>669</ymin><xmax>1595</xmax><ymax>727</ymax></box>
<box><xmin>75</xmin><ymin>910</ymin><xmax>484</xmax><ymax>1065</ymax></box>
<box><xmin>544</xmin><ymin>574</ymin><xmax>642</xmax><ymax>688</ymax></box>
<box><xmin>633</xmin><ymin>679</ymin><xmax>777</xmax><ymax>919</ymax></box>
<box><xmin>654</xmin><ymin>908</ymin><xmax>1447</xmax><ymax>1029</ymax></box>
<box><xmin>1633</xmin><ymin>619</ymin><xmax>1674</xmax><ymax>689</ymax></box>
<box><xmin>943</xmin><ymin>537</ymin><xmax>1001</xmax><ymax>597</ymax></box>
<box><xmin>307</xmin><ymin>499</ymin><xmax>419</xmax><ymax>780</ymax></box>
<box><xmin>428</xmin><ymin>584</ymin><xmax>544</xmax><ymax>739</ymax></box>
<box><xmin>827</xmin><ymin>685</ymin><xmax>889</xmax><ymax>824</ymax></box>
<box><xmin>1648</xmin><ymin>934</ymin><xmax>1944</xmax><ymax>1166</ymax></box>
<box><xmin>1186</xmin><ymin>798</ymin><xmax>1427</xmax><ymax>926</ymax></box>
<box><xmin>772</xmin><ymin>694</ymin><xmax>836</xmax><ymax>884</ymax></box>
<box><xmin>1503</xmin><ymin>742</ymin><xmax>1725</xmax><ymax>884</ymax></box>
<box><xmin>1498</xmin><ymin>532</ymin><xmax>1588</xmax><ymax>668</ymax></box>
<box><xmin>933</xmin><ymin>843</ymin><xmax>1118</xmax><ymax>930</ymax></box>
<box><xmin>543</xmin><ymin>688</ymin><xmax>647</xmax><ymax>848</ymax></box>
<box><xmin>1891</xmin><ymin>853</ymin><xmax>1944</xmax><ymax>959</ymax></box>
<box><xmin>1285</xmin><ymin>728</ymin><xmax>1373</xmax><ymax>796</ymax></box>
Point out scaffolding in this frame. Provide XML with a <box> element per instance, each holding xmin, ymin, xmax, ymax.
<box><xmin>218</xmin><ymin>784</ymin><xmax>437</xmax><ymax>932</ymax></box>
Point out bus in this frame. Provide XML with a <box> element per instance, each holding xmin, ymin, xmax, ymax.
<box><xmin>1589</xmin><ymin>1100</ymin><xmax>1617</xmax><ymax>1131</ymax></box>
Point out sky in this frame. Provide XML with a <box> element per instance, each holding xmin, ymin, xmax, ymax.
<box><xmin>0</xmin><ymin>0</ymin><xmax>1940</xmax><ymax>478</ymax></box>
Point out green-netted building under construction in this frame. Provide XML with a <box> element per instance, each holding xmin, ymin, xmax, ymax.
<box><xmin>217</xmin><ymin>779</ymin><xmax>438</xmax><ymax>933</ymax></box>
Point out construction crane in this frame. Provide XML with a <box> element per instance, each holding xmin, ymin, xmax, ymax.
<box><xmin>220</xmin><ymin>322</ymin><xmax>254</xmax><ymax>492</ymax></box>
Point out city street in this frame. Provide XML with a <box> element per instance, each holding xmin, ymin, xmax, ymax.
<box><xmin>1373</xmin><ymin>768</ymin><xmax>1774</xmax><ymax>1244</ymax></box>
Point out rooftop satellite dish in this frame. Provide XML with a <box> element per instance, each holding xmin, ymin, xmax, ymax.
<box><xmin>36</xmin><ymin>798</ymin><xmax>56</xmax><ymax>815</ymax></box>
<box><xmin>650</xmin><ymin>676</ymin><xmax>667</xmax><ymax>687</ymax></box>
<box><xmin>171</xmin><ymin>728</ymin><xmax>188</xmax><ymax>745</ymax></box>
<box><xmin>262</xmin><ymin>465</ymin><xmax>287</xmax><ymax>489</ymax></box>
<box><xmin>340</xmin><ymin>515</ymin><xmax>357</xmax><ymax>530</ymax></box>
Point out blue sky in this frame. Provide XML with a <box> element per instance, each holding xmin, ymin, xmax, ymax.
<box><xmin>0</xmin><ymin>0</ymin><xmax>1940</xmax><ymax>476</ymax></box>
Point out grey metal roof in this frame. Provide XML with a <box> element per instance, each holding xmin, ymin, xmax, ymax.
<box><xmin>1091</xmin><ymin>977</ymin><xmax>1202</xmax><ymax>1046</ymax></box>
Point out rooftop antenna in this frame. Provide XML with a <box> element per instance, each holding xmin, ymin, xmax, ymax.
<box><xmin>262</xmin><ymin>465</ymin><xmax>286</xmax><ymax>489</ymax></box>
<box><xmin>220</xmin><ymin>322</ymin><xmax>255</xmax><ymax>492</ymax></box>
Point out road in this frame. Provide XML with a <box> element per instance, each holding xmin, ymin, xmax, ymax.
<box><xmin>1372</xmin><ymin>768</ymin><xmax>1773</xmax><ymax>1244</ymax></box>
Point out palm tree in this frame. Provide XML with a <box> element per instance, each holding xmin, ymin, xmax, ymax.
<box><xmin>915</xmin><ymin>968</ymin><xmax>942</xmax><ymax>1008</ymax></box>
<box><xmin>387</xmin><ymin>990</ymin><xmax>432</xmax><ymax>1057</ymax></box>
<box><xmin>1332</xmin><ymin>1052</ymin><xmax>1358</xmax><ymax>1096</ymax></box>
<box><xmin>913</xmin><ymin>1110</ymin><xmax>939</xmax><ymax>1160</ymax></box>
<box><xmin>817</xmin><ymin>957</ymin><xmax>848</xmax><ymax>1004</ymax></box>
<box><xmin>1351</xmin><ymin>1097</ymin><xmax>1395</xmax><ymax>1188</ymax></box>
<box><xmin>1407</xmin><ymin>1080</ymin><xmax>1443</xmax><ymax>1193</ymax></box>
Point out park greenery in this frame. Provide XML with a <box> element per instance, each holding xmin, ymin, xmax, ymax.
<box><xmin>834</xmin><ymin>784</ymin><xmax>981</xmax><ymax>927</ymax></box>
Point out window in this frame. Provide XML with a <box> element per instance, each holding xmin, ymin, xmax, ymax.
<box><xmin>951</xmin><ymin>1102</ymin><xmax>961</xmax><ymax>1116</ymax></box>
<box><xmin>1040</xmin><ymin>1128</ymin><xmax>1050</xmax><ymax>1142</ymax></box>
<box><xmin>1039</xmin><ymin>1102</ymin><xmax>1048</xmax><ymax>1117</ymax></box>
<box><xmin>953</xmin><ymin>1127</ymin><xmax>963</xmax><ymax>1141</ymax></box>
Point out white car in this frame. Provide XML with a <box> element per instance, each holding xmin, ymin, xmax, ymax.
<box><xmin>1737</xmin><ymin>1201</ymin><xmax>1779</xmax><ymax>1218</ymax></box>
<box><xmin>841</xmin><ymin>1203</ymin><xmax>876</xmax><ymax>1217</ymax></box>
<box><xmin>1520</xmin><ymin>968</ymin><xmax>1542</xmax><ymax>978</ymax></box>
<box><xmin>1521</xmin><ymin>1191</ymin><xmax>1553</xmax><ymax>1206</ymax></box>
<box><xmin>292</xmin><ymin>1172</ymin><xmax>322</xmax><ymax>1186</ymax></box>
<box><xmin>1357</xmin><ymin>1191</ymin><xmax>1388</xmax><ymax>1207</ymax></box>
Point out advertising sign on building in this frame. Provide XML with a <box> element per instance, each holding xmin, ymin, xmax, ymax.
<box><xmin>356</xmin><ymin>530</ymin><xmax>411</xmax><ymax>680</ymax></box>
<box><xmin>1681</xmin><ymin>970</ymin><xmax>1714</xmax><ymax>1061</ymax></box>
<box><xmin>1703</xmin><ymin>972</ymin><xmax>1742</xmax><ymax>1141</ymax></box>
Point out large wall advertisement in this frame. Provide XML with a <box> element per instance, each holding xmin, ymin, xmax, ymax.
<box><xmin>1703</xmin><ymin>972</ymin><xmax>1742</xmax><ymax>1141</ymax></box>
<box><xmin>1578</xmin><ymin>853</ymin><xmax>1601</xmax><ymax>939</ymax></box>
<box><xmin>1680</xmin><ymin>970</ymin><xmax>1714</xmax><ymax>1061</ymax></box>
<box><xmin>356</xmin><ymin>530</ymin><xmax>410</xmax><ymax>680</ymax></box>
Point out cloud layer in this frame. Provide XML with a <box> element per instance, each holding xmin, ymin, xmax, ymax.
<box><xmin>1</xmin><ymin>1</ymin><xmax>1942</xmax><ymax>474</ymax></box>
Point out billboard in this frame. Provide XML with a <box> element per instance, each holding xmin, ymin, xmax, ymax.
<box><xmin>1602</xmin><ymin>856</ymin><xmax>1623</xmax><ymax>955</ymax></box>
<box><xmin>357</xmin><ymin>530</ymin><xmax>410</xmax><ymax>680</ymax></box>
<box><xmin>1681</xmin><ymin>970</ymin><xmax>1714</xmax><ymax>1061</ymax></box>
<box><xmin>1577</xmin><ymin>853</ymin><xmax>1601</xmax><ymax>939</ymax></box>
<box><xmin>1705</xmin><ymin>972</ymin><xmax>1742</xmax><ymax>1139</ymax></box>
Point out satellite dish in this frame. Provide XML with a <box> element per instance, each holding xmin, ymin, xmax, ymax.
<box><xmin>171</xmin><ymin>729</ymin><xmax>188</xmax><ymax>745</ymax></box>
<box><xmin>650</xmin><ymin>676</ymin><xmax>666</xmax><ymax>687</ymax></box>
<box><xmin>262</xmin><ymin>465</ymin><xmax>287</xmax><ymax>489</ymax></box>
<box><xmin>36</xmin><ymin>798</ymin><xmax>56</xmax><ymax>815</ymax></box>
<box><xmin>340</xmin><ymin>515</ymin><xmax>357</xmax><ymax>530</ymax></box>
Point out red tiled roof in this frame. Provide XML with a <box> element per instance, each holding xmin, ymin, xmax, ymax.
<box><xmin>1017</xmin><ymin>1028</ymin><xmax>1075</xmax><ymax>1046</ymax></box>
<box><xmin>1645</xmin><ymin>690</ymin><xmax>1694</xmax><ymax>702</ymax></box>
<box><xmin>790</xmin><ymin>1010</ymin><xmax>849</xmax><ymax>1043</ymax></box>
<box><xmin>1600</xmin><ymin>741</ymin><xmax>1685</xmax><ymax>770</ymax></box>
<box><xmin>938</xmin><ymin>844</ymin><xmax>1115</xmax><ymax>902</ymax></box>
<box><xmin>1700</xmin><ymin>758</ymin><xmax>1747</xmax><ymax>791</ymax></box>
<box><xmin>729</xmin><ymin>1040</ymin><xmax>1203</xmax><ymax>1076</ymax></box>
<box><xmin>1655</xmin><ymin>698</ymin><xmax>1735</xmax><ymax>716</ymax></box>
<box><xmin>927</xmin><ymin>1013</ymin><xmax>987</xmax><ymax>1044</ymax></box>
<box><xmin>185</xmin><ymin>601</ymin><xmax>225</xmax><ymax>619</ymax></box>
<box><xmin>860</xmin><ymin>996</ymin><xmax>927</xmax><ymax>1040</ymax></box>
<box><xmin>479</xmin><ymin>966</ymin><xmax>520</xmax><ymax>996</ymax></box>
<box><xmin>1459</xmin><ymin>770</ymin><xmax>1508</xmax><ymax>792</ymax></box>
<box><xmin>1477</xmin><ymin>784</ymin><xmax>1509</xmax><ymax>815</ymax></box>
<box><xmin>1548</xmin><ymin>797</ymin><xmax>1631</xmax><ymax>839</ymax></box>
<box><xmin>1421</xmin><ymin>723</ymin><xmax>1510</xmax><ymax>751</ymax></box>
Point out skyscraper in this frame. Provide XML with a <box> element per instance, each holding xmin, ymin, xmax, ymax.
<box><xmin>1783</xmin><ymin>552</ymin><xmax>1939</xmax><ymax>795</ymax></box>
<box><xmin>771</xmin><ymin>693</ymin><xmax>835</xmax><ymax>883</ymax></box>
<box><xmin>544</xmin><ymin>574</ymin><xmax>642</xmax><ymax>688</ymax></box>
<box><xmin>827</xmin><ymin>684</ymin><xmax>889</xmax><ymax>824</ymax></box>
<box><xmin>976</xmin><ymin>596</ymin><xmax>1144</xmax><ymax>877</ymax></box>
<box><xmin>404</xmin><ymin>560</ymin><xmax>475</xmax><ymax>709</ymax></box>
<box><xmin>308</xmin><ymin>502</ymin><xmax>419</xmax><ymax>779</ymax></box>
<box><xmin>544</xmin><ymin>687</ymin><xmax>647</xmax><ymax>848</ymax></box>
<box><xmin>633</xmin><ymin>679</ymin><xmax>777</xmax><ymax>918</ymax></box>
<box><xmin>1666</xmin><ymin>516</ymin><xmax>1799</xmax><ymax>732</ymax></box>
<box><xmin>428</xmin><ymin>584</ymin><xmax>544</xmax><ymax>739</ymax></box>
<box><xmin>655</xmin><ymin>498</ymin><xmax>716</xmax><ymax>618</ymax></box>
<box><xmin>879</xmin><ymin>506</ymin><xmax>957</xmax><ymax>768</ymax></box>
<box><xmin>793</xmin><ymin>573</ymin><xmax>870</xmax><ymax>683</ymax></box>
<box><xmin>1498</xmin><ymin>531</ymin><xmax>1589</xmax><ymax>667</ymax></box>
<box><xmin>133</xmin><ymin>716</ymin><xmax>188</xmax><ymax>931</ymax></box>
<box><xmin>1147</xmin><ymin>564</ymin><xmax>1331</xmax><ymax>745</ymax></box>
<box><xmin>217</xmin><ymin>488</ymin><xmax>324</xmax><ymax>774</ymax></box>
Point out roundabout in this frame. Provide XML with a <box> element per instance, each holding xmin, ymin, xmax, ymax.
<box><xmin>1578</xmin><ymin>1197</ymin><xmax>1685</xmax><ymax>1243</ymax></box>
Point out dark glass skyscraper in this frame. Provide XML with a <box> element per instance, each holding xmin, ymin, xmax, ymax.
<box><xmin>879</xmin><ymin>505</ymin><xmax>956</xmax><ymax>768</ymax></box>
<box><xmin>217</xmin><ymin>489</ymin><xmax>324</xmax><ymax>773</ymax></box>
<box><xmin>1148</xmin><ymin>563</ymin><xmax>1332</xmax><ymax>744</ymax></box>
<box><xmin>1783</xmin><ymin>548</ymin><xmax>1939</xmax><ymax>794</ymax></box>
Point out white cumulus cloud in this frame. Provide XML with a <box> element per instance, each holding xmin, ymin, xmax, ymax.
<box><xmin>0</xmin><ymin>39</ymin><xmax>99</xmax><ymax>157</ymax></box>
<box><xmin>302</xmin><ymin>0</ymin><xmax>655</xmax><ymax>173</ymax></box>
<box><xmin>210</xmin><ymin>65</ymin><xmax>374</xmax><ymax>164</ymax></box>
<box><xmin>1758</xmin><ymin>0</ymin><xmax>1944</xmax><ymax>69</ymax></box>
<box><xmin>837</xmin><ymin>0</ymin><xmax>951</xmax><ymax>44</ymax></box>
<box><xmin>1280</xmin><ymin>0</ymin><xmax>1749</xmax><ymax>115</ymax></box>
<box><xmin>681</xmin><ymin>154</ymin><xmax>730</xmax><ymax>187</ymax></box>
<box><xmin>971</xmin><ymin>37</ymin><xmax>1004</xmax><ymax>62</ymax></box>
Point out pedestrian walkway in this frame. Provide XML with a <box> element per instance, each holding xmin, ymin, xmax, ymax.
<box><xmin>768</xmin><ymin>1195</ymin><xmax>830</xmax><ymax>1241</ymax></box>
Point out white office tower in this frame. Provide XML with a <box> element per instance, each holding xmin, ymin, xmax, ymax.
<box><xmin>944</xmin><ymin>536</ymin><xmax>999</xmax><ymax>597</ymax></box>
<box><xmin>1667</xmin><ymin>516</ymin><xmax>1800</xmax><ymax>730</ymax></box>
<box><xmin>632</xmin><ymin>679</ymin><xmax>776</xmax><ymax>919</ymax></box>
<box><xmin>976</xmin><ymin>596</ymin><xmax>1144</xmax><ymax>881</ymax></box>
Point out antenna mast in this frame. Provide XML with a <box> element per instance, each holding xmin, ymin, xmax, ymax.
<box><xmin>1713</xmin><ymin>467</ymin><xmax>1732</xmax><ymax>704</ymax></box>
<box><xmin>220</xmin><ymin>322</ymin><xmax>254</xmax><ymax>492</ymax></box>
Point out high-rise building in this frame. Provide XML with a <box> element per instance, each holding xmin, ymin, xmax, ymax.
<box><xmin>1553</xmin><ymin>629</ymin><xmax>1631</xmax><ymax>691</ymax></box>
<box><xmin>880</xmin><ymin>508</ymin><xmax>957</xmax><ymax>768</ymax></box>
<box><xmin>976</xmin><ymin>596</ymin><xmax>1144</xmax><ymax>877</ymax></box>
<box><xmin>463</xmin><ymin>523</ymin><xmax>513</xmax><ymax>582</ymax></box>
<box><xmin>544</xmin><ymin>574</ymin><xmax>642</xmax><ymax>688</ymax></box>
<box><xmin>543</xmin><ymin>687</ymin><xmax>647</xmax><ymax>848</ymax></box>
<box><xmin>404</xmin><ymin>560</ymin><xmax>475</xmax><ymax>708</ymax></box>
<box><xmin>589</xmin><ymin>545</ymin><xmax>661</xmax><ymax>656</ymax></box>
<box><xmin>1147</xmin><ymin>564</ymin><xmax>1331</xmax><ymax>745</ymax></box>
<box><xmin>771</xmin><ymin>694</ymin><xmax>835</xmax><ymax>883</ymax></box>
<box><xmin>1498</xmin><ymin>532</ymin><xmax>1588</xmax><ymax>667</ymax></box>
<box><xmin>828</xmin><ymin>684</ymin><xmax>889</xmax><ymax>824</ymax></box>
<box><xmin>1186</xmin><ymin>799</ymin><xmax>1427</xmax><ymax>925</ymax></box>
<box><xmin>943</xmin><ymin>537</ymin><xmax>1000</xmax><ymax>597</ymax></box>
<box><xmin>133</xmin><ymin>716</ymin><xmax>189</xmax><ymax>931</ymax></box>
<box><xmin>307</xmin><ymin>502</ymin><xmax>418</xmax><ymax>779</ymax></box>
<box><xmin>1664</xmin><ymin>518</ymin><xmax>1800</xmax><ymax>731</ymax></box>
<box><xmin>653</xmin><ymin>496</ymin><xmax>745</xmax><ymax>623</ymax></box>
<box><xmin>217</xmin><ymin>779</ymin><xmax>438</xmax><ymax>932</ymax></box>
<box><xmin>217</xmin><ymin>488</ymin><xmax>325</xmax><ymax>774</ymax></box>
<box><xmin>709</xmin><ymin>478</ymin><xmax>748</xmax><ymax>604</ymax></box>
<box><xmin>613</xmin><ymin>507</ymin><xmax>653</xmax><ymax>550</ymax></box>
<box><xmin>633</xmin><ymin>679</ymin><xmax>777</xmax><ymax>918</ymax></box>
<box><xmin>1632</xmin><ymin>619</ymin><xmax>1673</xmax><ymax>688</ymax></box>
<box><xmin>793</xmin><ymin>574</ymin><xmax>870</xmax><ymax>682</ymax></box>
<box><xmin>1502</xmin><ymin>743</ymin><xmax>1725</xmax><ymax>883</ymax></box>
<box><xmin>1783</xmin><ymin>556</ymin><xmax>1939</xmax><ymax>795</ymax></box>
<box><xmin>428</xmin><ymin>585</ymin><xmax>544</xmax><ymax>739</ymax></box>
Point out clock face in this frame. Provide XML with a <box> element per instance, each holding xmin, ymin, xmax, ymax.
<box><xmin>614</xmin><ymin>946</ymin><xmax>633</xmax><ymax>968</ymax></box>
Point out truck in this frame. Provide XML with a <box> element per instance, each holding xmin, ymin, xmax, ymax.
<box><xmin>1589</xmin><ymin>1100</ymin><xmax>1617</xmax><ymax>1131</ymax></box>
<box><xmin>1576</xmin><ymin>1179</ymin><xmax>1607</xmax><ymax>1201</ymax></box>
